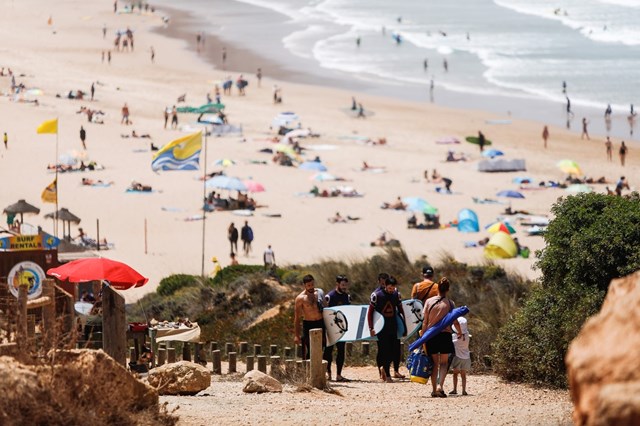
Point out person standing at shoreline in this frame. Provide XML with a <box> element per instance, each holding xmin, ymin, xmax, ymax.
<box><xmin>171</xmin><ymin>106</ymin><xmax>178</xmax><ymax>129</ymax></box>
<box><xmin>605</xmin><ymin>137</ymin><xmax>613</xmax><ymax>162</ymax></box>
<box><xmin>121</xmin><ymin>103</ymin><xmax>130</xmax><ymax>125</ymax></box>
<box><xmin>150</xmin><ymin>46</ymin><xmax>155</xmax><ymax>63</ymax></box>
<box><xmin>619</xmin><ymin>141</ymin><xmax>628</xmax><ymax>166</ymax></box>
<box><xmin>478</xmin><ymin>131</ymin><xmax>486</xmax><ymax>152</ymax></box>
<box><xmin>256</xmin><ymin>68</ymin><xmax>262</xmax><ymax>88</ymax></box>
<box><xmin>443</xmin><ymin>59</ymin><xmax>448</xmax><ymax>72</ymax></box>
<box><xmin>581</xmin><ymin>118</ymin><xmax>589</xmax><ymax>140</ymax></box>
<box><xmin>163</xmin><ymin>107</ymin><xmax>169</xmax><ymax>129</ymax></box>
<box><xmin>90</xmin><ymin>82</ymin><xmax>95</xmax><ymax>101</ymax></box>
<box><xmin>222</xmin><ymin>47</ymin><xmax>227</xmax><ymax>68</ymax></box>
<box><xmin>542</xmin><ymin>125</ymin><xmax>549</xmax><ymax>149</ymax></box>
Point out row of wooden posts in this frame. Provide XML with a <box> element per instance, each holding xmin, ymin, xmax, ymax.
<box><xmin>140</xmin><ymin>329</ymin><xmax>405</xmax><ymax>389</ymax></box>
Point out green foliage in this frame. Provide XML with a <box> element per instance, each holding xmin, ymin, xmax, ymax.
<box><xmin>494</xmin><ymin>192</ymin><xmax>640</xmax><ymax>387</ymax></box>
<box><xmin>210</xmin><ymin>264</ymin><xmax>266</xmax><ymax>287</ymax></box>
<box><xmin>156</xmin><ymin>274</ymin><xmax>198</xmax><ymax>297</ymax></box>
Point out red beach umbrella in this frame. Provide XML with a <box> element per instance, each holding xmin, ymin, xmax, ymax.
<box><xmin>47</xmin><ymin>257</ymin><xmax>148</xmax><ymax>290</ymax></box>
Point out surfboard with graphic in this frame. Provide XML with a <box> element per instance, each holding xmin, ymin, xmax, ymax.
<box><xmin>323</xmin><ymin>305</ymin><xmax>384</xmax><ymax>345</ymax></box>
<box><xmin>396</xmin><ymin>299</ymin><xmax>424</xmax><ymax>340</ymax></box>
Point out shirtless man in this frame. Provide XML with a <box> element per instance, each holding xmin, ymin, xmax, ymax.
<box><xmin>294</xmin><ymin>274</ymin><xmax>325</xmax><ymax>360</ymax></box>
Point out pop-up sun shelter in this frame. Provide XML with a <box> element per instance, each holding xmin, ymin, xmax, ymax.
<box><xmin>457</xmin><ymin>209</ymin><xmax>479</xmax><ymax>233</ymax></box>
<box><xmin>484</xmin><ymin>232</ymin><xmax>517</xmax><ymax>259</ymax></box>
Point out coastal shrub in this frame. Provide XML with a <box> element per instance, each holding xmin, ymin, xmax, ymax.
<box><xmin>157</xmin><ymin>274</ymin><xmax>198</xmax><ymax>297</ymax></box>
<box><xmin>210</xmin><ymin>264</ymin><xmax>266</xmax><ymax>287</ymax></box>
<box><xmin>493</xmin><ymin>192</ymin><xmax>640</xmax><ymax>387</ymax></box>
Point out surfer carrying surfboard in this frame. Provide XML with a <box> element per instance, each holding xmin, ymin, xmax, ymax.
<box><xmin>322</xmin><ymin>275</ymin><xmax>352</xmax><ymax>382</ymax></box>
<box><xmin>368</xmin><ymin>276</ymin><xmax>407</xmax><ymax>383</ymax></box>
<box><xmin>294</xmin><ymin>274</ymin><xmax>326</xmax><ymax>360</ymax></box>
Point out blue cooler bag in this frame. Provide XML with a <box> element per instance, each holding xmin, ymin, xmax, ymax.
<box><xmin>407</xmin><ymin>349</ymin><xmax>432</xmax><ymax>384</ymax></box>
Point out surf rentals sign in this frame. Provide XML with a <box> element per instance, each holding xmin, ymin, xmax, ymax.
<box><xmin>0</xmin><ymin>234</ymin><xmax>60</xmax><ymax>251</ymax></box>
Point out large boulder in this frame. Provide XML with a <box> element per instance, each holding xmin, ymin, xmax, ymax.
<box><xmin>147</xmin><ymin>361</ymin><xmax>211</xmax><ymax>395</ymax></box>
<box><xmin>566</xmin><ymin>272</ymin><xmax>640</xmax><ymax>425</ymax></box>
<box><xmin>242</xmin><ymin>370</ymin><xmax>283</xmax><ymax>393</ymax></box>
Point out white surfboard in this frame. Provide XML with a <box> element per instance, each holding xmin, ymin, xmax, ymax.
<box><xmin>323</xmin><ymin>305</ymin><xmax>384</xmax><ymax>346</ymax></box>
<box><xmin>397</xmin><ymin>299</ymin><xmax>424</xmax><ymax>340</ymax></box>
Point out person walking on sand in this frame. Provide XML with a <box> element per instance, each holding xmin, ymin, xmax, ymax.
<box><xmin>121</xmin><ymin>103</ymin><xmax>130</xmax><ymax>125</ymax></box>
<box><xmin>619</xmin><ymin>141</ymin><xmax>628</xmax><ymax>166</ymax></box>
<box><xmin>171</xmin><ymin>105</ymin><xmax>178</xmax><ymax>129</ymax></box>
<box><xmin>227</xmin><ymin>222</ymin><xmax>238</xmax><ymax>255</ymax></box>
<box><xmin>477</xmin><ymin>130</ymin><xmax>486</xmax><ymax>152</ymax></box>
<box><xmin>240</xmin><ymin>220</ymin><xmax>253</xmax><ymax>256</ymax></box>
<box><xmin>411</xmin><ymin>265</ymin><xmax>438</xmax><ymax>305</ymax></box>
<box><xmin>423</xmin><ymin>58</ymin><xmax>428</xmax><ymax>71</ymax></box>
<box><xmin>222</xmin><ymin>47</ymin><xmax>227</xmax><ymax>67</ymax></box>
<box><xmin>3</xmin><ymin>132</ymin><xmax>7</xmax><ymax>149</ymax></box>
<box><xmin>263</xmin><ymin>244</ymin><xmax>276</xmax><ymax>271</ymax></box>
<box><xmin>294</xmin><ymin>274</ymin><xmax>325</xmax><ymax>360</ymax></box>
<box><xmin>368</xmin><ymin>276</ymin><xmax>407</xmax><ymax>383</ymax></box>
<box><xmin>257</xmin><ymin>68</ymin><xmax>262</xmax><ymax>88</ymax></box>
<box><xmin>323</xmin><ymin>275</ymin><xmax>352</xmax><ymax>382</ymax></box>
<box><xmin>422</xmin><ymin>277</ymin><xmax>463</xmax><ymax>398</ymax></box>
<box><xmin>90</xmin><ymin>82</ymin><xmax>95</xmax><ymax>101</ymax></box>
<box><xmin>449</xmin><ymin>316</ymin><xmax>471</xmax><ymax>396</ymax></box>
<box><xmin>150</xmin><ymin>46</ymin><xmax>155</xmax><ymax>63</ymax></box>
<box><xmin>581</xmin><ymin>118</ymin><xmax>589</xmax><ymax>140</ymax></box>
<box><xmin>443</xmin><ymin>58</ymin><xmax>448</xmax><ymax>72</ymax></box>
<box><xmin>79</xmin><ymin>126</ymin><xmax>87</xmax><ymax>150</ymax></box>
<box><xmin>605</xmin><ymin>137</ymin><xmax>613</xmax><ymax>162</ymax></box>
<box><xmin>542</xmin><ymin>125</ymin><xmax>549</xmax><ymax>149</ymax></box>
<box><xmin>566</xmin><ymin>96</ymin><xmax>572</xmax><ymax>115</ymax></box>
<box><xmin>163</xmin><ymin>107</ymin><xmax>169</xmax><ymax>129</ymax></box>
<box><xmin>357</xmin><ymin>103</ymin><xmax>366</xmax><ymax>118</ymax></box>
<box><xmin>102</xmin><ymin>24</ymin><xmax>107</xmax><ymax>39</ymax></box>
<box><xmin>107</xmin><ymin>50</ymin><xmax>111</xmax><ymax>64</ymax></box>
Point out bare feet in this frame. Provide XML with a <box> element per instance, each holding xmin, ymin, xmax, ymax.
<box><xmin>393</xmin><ymin>371</ymin><xmax>405</xmax><ymax>379</ymax></box>
<box><xmin>380</xmin><ymin>369</ymin><xmax>388</xmax><ymax>382</ymax></box>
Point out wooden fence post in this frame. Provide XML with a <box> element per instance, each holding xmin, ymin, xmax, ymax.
<box><xmin>102</xmin><ymin>284</ymin><xmax>127</xmax><ymax>365</ymax></box>
<box><xmin>246</xmin><ymin>355</ymin><xmax>254</xmax><ymax>372</ymax></box>
<box><xmin>270</xmin><ymin>356</ymin><xmax>283</xmax><ymax>380</ymax></box>
<box><xmin>239</xmin><ymin>341</ymin><xmax>248</xmax><ymax>355</ymax></box>
<box><xmin>228</xmin><ymin>352</ymin><xmax>237</xmax><ymax>373</ymax></box>
<box><xmin>284</xmin><ymin>346</ymin><xmax>292</xmax><ymax>359</ymax></box>
<box><xmin>167</xmin><ymin>347</ymin><xmax>176</xmax><ymax>363</ymax></box>
<box><xmin>225</xmin><ymin>342</ymin><xmax>234</xmax><ymax>358</ymax></box>
<box><xmin>309</xmin><ymin>328</ymin><xmax>325</xmax><ymax>389</ymax></box>
<box><xmin>157</xmin><ymin>348</ymin><xmax>166</xmax><ymax>366</ymax></box>
<box><xmin>212</xmin><ymin>350</ymin><xmax>221</xmax><ymax>374</ymax></box>
<box><xmin>257</xmin><ymin>355</ymin><xmax>267</xmax><ymax>373</ymax></box>
<box><xmin>270</xmin><ymin>344</ymin><xmax>278</xmax><ymax>356</ymax></box>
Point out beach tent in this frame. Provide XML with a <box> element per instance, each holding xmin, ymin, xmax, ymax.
<box><xmin>484</xmin><ymin>232</ymin><xmax>517</xmax><ymax>259</ymax></box>
<box><xmin>457</xmin><ymin>209</ymin><xmax>479</xmax><ymax>233</ymax></box>
<box><xmin>482</xmin><ymin>149</ymin><xmax>504</xmax><ymax>159</ymax></box>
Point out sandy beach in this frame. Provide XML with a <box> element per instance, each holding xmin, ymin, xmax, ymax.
<box><xmin>0</xmin><ymin>0</ymin><xmax>637</xmax><ymax>305</ymax></box>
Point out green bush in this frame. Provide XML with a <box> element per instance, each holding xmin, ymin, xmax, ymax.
<box><xmin>493</xmin><ymin>192</ymin><xmax>640</xmax><ymax>387</ymax></box>
<box><xmin>210</xmin><ymin>264</ymin><xmax>266</xmax><ymax>287</ymax></box>
<box><xmin>156</xmin><ymin>274</ymin><xmax>198</xmax><ymax>297</ymax></box>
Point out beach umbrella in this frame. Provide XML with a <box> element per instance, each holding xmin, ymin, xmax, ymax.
<box><xmin>310</xmin><ymin>172</ymin><xmax>338</xmax><ymax>182</ymax></box>
<box><xmin>44</xmin><ymin>207</ymin><xmax>81</xmax><ymax>240</ymax></box>
<box><xmin>423</xmin><ymin>203</ymin><xmax>439</xmax><ymax>216</ymax></box>
<box><xmin>243</xmin><ymin>180</ymin><xmax>265</xmax><ymax>193</ymax></box>
<box><xmin>482</xmin><ymin>149</ymin><xmax>504</xmax><ymax>159</ymax></box>
<box><xmin>402</xmin><ymin>197</ymin><xmax>433</xmax><ymax>212</ymax></box>
<box><xmin>177</xmin><ymin>103</ymin><xmax>225</xmax><ymax>114</ymax></box>
<box><xmin>47</xmin><ymin>257</ymin><xmax>148</xmax><ymax>290</ymax></box>
<box><xmin>565</xmin><ymin>184</ymin><xmax>593</xmax><ymax>193</ymax></box>
<box><xmin>3</xmin><ymin>199</ymin><xmax>40</xmax><ymax>223</ymax></box>
<box><xmin>281</xmin><ymin>128</ymin><xmax>310</xmax><ymax>144</ymax></box>
<box><xmin>496</xmin><ymin>190</ymin><xmax>525</xmax><ymax>199</ymax></box>
<box><xmin>556</xmin><ymin>159</ymin><xmax>582</xmax><ymax>176</ymax></box>
<box><xmin>485</xmin><ymin>221</ymin><xmax>516</xmax><ymax>235</ymax></box>
<box><xmin>299</xmin><ymin>161</ymin><xmax>327</xmax><ymax>172</ymax></box>
<box><xmin>213</xmin><ymin>158</ymin><xmax>236</xmax><ymax>167</ymax></box>
<box><xmin>274</xmin><ymin>144</ymin><xmax>296</xmax><ymax>156</ymax></box>
<box><xmin>205</xmin><ymin>175</ymin><xmax>248</xmax><ymax>192</ymax></box>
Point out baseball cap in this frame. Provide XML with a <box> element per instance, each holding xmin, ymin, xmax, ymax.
<box><xmin>422</xmin><ymin>265</ymin><xmax>434</xmax><ymax>276</ymax></box>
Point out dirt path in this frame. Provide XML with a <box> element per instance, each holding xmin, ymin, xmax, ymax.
<box><xmin>161</xmin><ymin>366</ymin><xmax>572</xmax><ymax>425</ymax></box>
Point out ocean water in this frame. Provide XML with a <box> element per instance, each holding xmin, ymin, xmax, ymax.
<box><xmin>155</xmin><ymin>0</ymin><xmax>640</xmax><ymax>136</ymax></box>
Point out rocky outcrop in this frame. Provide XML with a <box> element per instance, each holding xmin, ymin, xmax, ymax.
<box><xmin>566</xmin><ymin>271</ymin><xmax>640</xmax><ymax>426</ymax></box>
<box><xmin>0</xmin><ymin>349</ymin><xmax>163</xmax><ymax>424</ymax></box>
<box><xmin>147</xmin><ymin>361</ymin><xmax>211</xmax><ymax>395</ymax></box>
<box><xmin>242</xmin><ymin>370</ymin><xmax>283</xmax><ymax>393</ymax></box>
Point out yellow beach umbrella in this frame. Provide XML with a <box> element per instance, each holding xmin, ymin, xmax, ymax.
<box><xmin>556</xmin><ymin>159</ymin><xmax>582</xmax><ymax>176</ymax></box>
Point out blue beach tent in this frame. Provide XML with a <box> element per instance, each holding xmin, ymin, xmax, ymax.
<box><xmin>457</xmin><ymin>209</ymin><xmax>479</xmax><ymax>233</ymax></box>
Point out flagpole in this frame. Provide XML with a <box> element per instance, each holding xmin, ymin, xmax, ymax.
<box><xmin>201</xmin><ymin>130</ymin><xmax>207</xmax><ymax>277</ymax></box>
<box><xmin>54</xmin><ymin>118</ymin><xmax>59</xmax><ymax>238</ymax></box>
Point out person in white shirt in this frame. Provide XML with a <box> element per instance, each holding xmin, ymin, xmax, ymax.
<box><xmin>450</xmin><ymin>316</ymin><xmax>471</xmax><ymax>395</ymax></box>
<box><xmin>263</xmin><ymin>245</ymin><xmax>276</xmax><ymax>271</ymax></box>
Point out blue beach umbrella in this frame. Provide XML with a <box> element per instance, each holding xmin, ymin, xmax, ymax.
<box><xmin>205</xmin><ymin>175</ymin><xmax>247</xmax><ymax>192</ymax></box>
<box><xmin>402</xmin><ymin>197</ymin><xmax>437</xmax><ymax>213</ymax></box>
<box><xmin>496</xmin><ymin>190</ymin><xmax>525</xmax><ymax>199</ymax></box>
<box><xmin>299</xmin><ymin>161</ymin><xmax>328</xmax><ymax>172</ymax></box>
<box><xmin>512</xmin><ymin>176</ymin><xmax>533</xmax><ymax>184</ymax></box>
<box><xmin>482</xmin><ymin>149</ymin><xmax>504</xmax><ymax>159</ymax></box>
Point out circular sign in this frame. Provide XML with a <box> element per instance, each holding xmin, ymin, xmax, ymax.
<box><xmin>8</xmin><ymin>261</ymin><xmax>45</xmax><ymax>300</ymax></box>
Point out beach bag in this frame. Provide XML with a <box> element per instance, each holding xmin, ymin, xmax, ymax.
<box><xmin>407</xmin><ymin>349</ymin><xmax>432</xmax><ymax>384</ymax></box>
<box><xmin>520</xmin><ymin>247</ymin><xmax>530</xmax><ymax>258</ymax></box>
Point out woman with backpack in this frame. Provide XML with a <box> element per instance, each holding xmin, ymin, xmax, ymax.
<box><xmin>421</xmin><ymin>277</ymin><xmax>463</xmax><ymax>398</ymax></box>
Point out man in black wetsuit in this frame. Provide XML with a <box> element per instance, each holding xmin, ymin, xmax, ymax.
<box><xmin>323</xmin><ymin>275</ymin><xmax>351</xmax><ymax>382</ymax></box>
<box><xmin>368</xmin><ymin>276</ymin><xmax>407</xmax><ymax>382</ymax></box>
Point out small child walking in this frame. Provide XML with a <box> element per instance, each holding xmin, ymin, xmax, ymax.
<box><xmin>450</xmin><ymin>316</ymin><xmax>471</xmax><ymax>395</ymax></box>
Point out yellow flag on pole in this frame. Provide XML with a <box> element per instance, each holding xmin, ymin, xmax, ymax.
<box><xmin>36</xmin><ymin>118</ymin><xmax>58</xmax><ymax>134</ymax></box>
<box><xmin>41</xmin><ymin>179</ymin><xmax>57</xmax><ymax>203</ymax></box>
